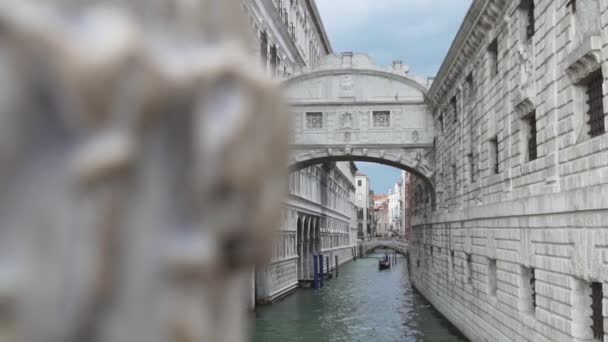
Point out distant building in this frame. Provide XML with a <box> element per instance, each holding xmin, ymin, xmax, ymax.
<box><xmin>355</xmin><ymin>172</ymin><xmax>371</xmax><ymax>239</ymax></box>
<box><xmin>374</xmin><ymin>195</ymin><xmax>390</xmax><ymax>237</ymax></box>
<box><xmin>402</xmin><ymin>171</ymin><xmax>413</xmax><ymax>241</ymax></box>
<box><xmin>387</xmin><ymin>183</ymin><xmax>402</xmax><ymax>237</ymax></box>
<box><xmin>248</xmin><ymin>0</ymin><xmax>360</xmax><ymax>305</ymax></box>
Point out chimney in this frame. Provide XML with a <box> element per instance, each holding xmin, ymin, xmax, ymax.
<box><xmin>342</xmin><ymin>52</ymin><xmax>353</xmax><ymax>68</ymax></box>
<box><xmin>392</xmin><ymin>60</ymin><xmax>403</xmax><ymax>73</ymax></box>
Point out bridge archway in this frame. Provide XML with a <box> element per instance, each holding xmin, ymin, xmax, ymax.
<box><xmin>285</xmin><ymin>53</ymin><xmax>437</xmax><ymax>205</ymax></box>
<box><xmin>361</xmin><ymin>240</ymin><xmax>409</xmax><ymax>256</ymax></box>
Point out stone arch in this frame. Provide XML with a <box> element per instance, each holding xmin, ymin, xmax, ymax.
<box><xmin>285</xmin><ymin>53</ymin><xmax>437</xmax><ymax>209</ymax></box>
<box><xmin>289</xmin><ymin>150</ymin><xmax>436</xmax><ymax>208</ymax></box>
<box><xmin>361</xmin><ymin>241</ymin><xmax>409</xmax><ymax>256</ymax></box>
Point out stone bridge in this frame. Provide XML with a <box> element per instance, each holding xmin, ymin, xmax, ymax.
<box><xmin>284</xmin><ymin>53</ymin><xmax>437</xmax><ymax>199</ymax></box>
<box><xmin>361</xmin><ymin>239</ymin><xmax>409</xmax><ymax>255</ymax></box>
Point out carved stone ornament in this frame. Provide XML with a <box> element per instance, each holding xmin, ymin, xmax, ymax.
<box><xmin>341</xmin><ymin>112</ymin><xmax>353</xmax><ymax>129</ymax></box>
<box><xmin>0</xmin><ymin>1</ymin><xmax>287</xmax><ymax>342</ymax></box>
<box><xmin>564</xmin><ymin>36</ymin><xmax>602</xmax><ymax>84</ymax></box>
<box><xmin>339</xmin><ymin>75</ymin><xmax>355</xmax><ymax>97</ymax></box>
<box><xmin>412</xmin><ymin>130</ymin><xmax>420</xmax><ymax>142</ymax></box>
<box><xmin>516</xmin><ymin>43</ymin><xmax>533</xmax><ymax>93</ymax></box>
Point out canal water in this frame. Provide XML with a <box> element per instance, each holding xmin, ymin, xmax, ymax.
<box><xmin>253</xmin><ymin>251</ymin><xmax>469</xmax><ymax>342</ymax></box>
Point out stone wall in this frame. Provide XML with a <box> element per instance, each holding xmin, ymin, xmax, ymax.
<box><xmin>412</xmin><ymin>1</ymin><xmax>608</xmax><ymax>341</ymax></box>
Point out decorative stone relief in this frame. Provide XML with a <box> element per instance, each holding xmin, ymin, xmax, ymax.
<box><xmin>516</xmin><ymin>43</ymin><xmax>533</xmax><ymax>94</ymax></box>
<box><xmin>339</xmin><ymin>75</ymin><xmax>354</xmax><ymax>97</ymax></box>
<box><xmin>341</xmin><ymin>112</ymin><xmax>353</xmax><ymax>129</ymax></box>
<box><xmin>412</xmin><ymin>130</ymin><xmax>420</xmax><ymax>142</ymax></box>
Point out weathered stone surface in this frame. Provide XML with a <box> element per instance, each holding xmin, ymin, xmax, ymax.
<box><xmin>412</xmin><ymin>1</ymin><xmax>608</xmax><ymax>342</ymax></box>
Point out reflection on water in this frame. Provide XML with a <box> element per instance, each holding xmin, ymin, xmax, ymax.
<box><xmin>253</xmin><ymin>252</ymin><xmax>469</xmax><ymax>342</ymax></box>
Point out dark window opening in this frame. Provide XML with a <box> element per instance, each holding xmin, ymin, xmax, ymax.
<box><xmin>452</xmin><ymin>97</ymin><xmax>458</xmax><ymax>123</ymax></box>
<box><xmin>260</xmin><ymin>31</ymin><xmax>268</xmax><ymax>65</ymax></box>
<box><xmin>439</xmin><ymin>113</ymin><xmax>444</xmax><ymax>133</ymax></box>
<box><xmin>521</xmin><ymin>0</ymin><xmax>535</xmax><ymax>40</ymax></box>
<box><xmin>530</xmin><ymin>268</ymin><xmax>537</xmax><ymax>311</ymax></box>
<box><xmin>488</xmin><ymin>39</ymin><xmax>499</xmax><ymax>78</ymax></box>
<box><xmin>466</xmin><ymin>73</ymin><xmax>475</xmax><ymax>99</ymax></box>
<box><xmin>357</xmin><ymin>180</ymin><xmax>362</xmax><ymax>186</ymax></box>
<box><xmin>585</xmin><ymin>71</ymin><xmax>606</xmax><ymax>138</ymax></box>
<box><xmin>591</xmin><ymin>282</ymin><xmax>604</xmax><ymax>340</ymax></box>
<box><xmin>468</xmin><ymin>153</ymin><xmax>476</xmax><ymax>183</ymax></box>
<box><xmin>490</xmin><ymin>137</ymin><xmax>499</xmax><ymax>174</ymax></box>
<box><xmin>526</xmin><ymin>110</ymin><xmax>538</xmax><ymax>161</ymax></box>
<box><xmin>567</xmin><ymin>0</ymin><xmax>576</xmax><ymax>14</ymax></box>
<box><xmin>452</xmin><ymin>164</ymin><xmax>458</xmax><ymax>196</ymax></box>
<box><xmin>270</xmin><ymin>45</ymin><xmax>278</xmax><ymax>76</ymax></box>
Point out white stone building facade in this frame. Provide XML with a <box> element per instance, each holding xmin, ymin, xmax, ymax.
<box><xmin>387</xmin><ymin>183</ymin><xmax>402</xmax><ymax>237</ymax></box>
<box><xmin>240</xmin><ymin>0</ymin><xmax>331</xmax><ymax>77</ymax></box>
<box><xmin>411</xmin><ymin>1</ymin><xmax>608</xmax><ymax>342</ymax></box>
<box><xmin>355</xmin><ymin>172</ymin><xmax>371</xmax><ymax>239</ymax></box>
<box><xmin>243</xmin><ymin>0</ymin><xmax>359</xmax><ymax>304</ymax></box>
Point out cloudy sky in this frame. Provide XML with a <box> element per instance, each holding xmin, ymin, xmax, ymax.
<box><xmin>315</xmin><ymin>0</ymin><xmax>472</xmax><ymax>193</ymax></box>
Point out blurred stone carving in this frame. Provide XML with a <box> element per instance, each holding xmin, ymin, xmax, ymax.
<box><xmin>0</xmin><ymin>1</ymin><xmax>287</xmax><ymax>342</ymax></box>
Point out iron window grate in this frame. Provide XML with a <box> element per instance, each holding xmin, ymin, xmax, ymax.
<box><xmin>591</xmin><ymin>282</ymin><xmax>604</xmax><ymax>340</ymax></box>
<box><xmin>528</xmin><ymin>110</ymin><xmax>538</xmax><ymax>161</ymax></box>
<box><xmin>586</xmin><ymin>72</ymin><xmax>606</xmax><ymax>137</ymax></box>
<box><xmin>305</xmin><ymin>112</ymin><xmax>323</xmax><ymax>129</ymax></box>
<box><xmin>526</xmin><ymin>0</ymin><xmax>535</xmax><ymax>40</ymax></box>
<box><xmin>490</xmin><ymin>137</ymin><xmax>499</xmax><ymax>174</ymax></box>
<box><xmin>373</xmin><ymin>111</ymin><xmax>391</xmax><ymax>128</ymax></box>
<box><xmin>530</xmin><ymin>268</ymin><xmax>536</xmax><ymax>311</ymax></box>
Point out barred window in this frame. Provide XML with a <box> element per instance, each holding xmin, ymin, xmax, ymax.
<box><xmin>373</xmin><ymin>111</ymin><xmax>391</xmax><ymax>128</ymax></box>
<box><xmin>520</xmin><ymin>0</ymin><xmax>535</xmax><ymax>40</ymax></box>
<box><xmin>530</xmin><ymin>268</ymin><xmax>536</xmax><ymax>311</ymax></box>
<box><xmin>591</xmin><ymin>282</ymin><xmax>604</xmax><ymax>340</ymax></box>
<box><xmin>585</xmin><ymin>71</ymin><xmax>605</xmax><ymax>138</ymax></box>
<box><xmin>490</xmin><ymin>137</ymin><xmax>499</xmax><ymax>174</ymax></box>
<box><xmin>526</xmin><ymin>110</ymin><xmax>538</xmax><ymax>161</ymax></box>
<box><xmin>305</xmin><ymin>112</ymin><xmax>323</xmax><ymax>129</ymax></box>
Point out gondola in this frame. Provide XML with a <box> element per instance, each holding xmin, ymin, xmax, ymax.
<box><xmin>378</xmin><ymin>253</ymin><xmax>391</xmax><ymax>270</ymax></box>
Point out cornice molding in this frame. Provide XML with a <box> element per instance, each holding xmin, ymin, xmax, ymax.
<box><xmin>428</xmin><ymin>0</ymin><xmax>508</xmax><ymax>112</ymax></box>
<box><xmin>305</xmin><ymin>0</ymin><xmax>333</xmax><ymax>54</ymax></box>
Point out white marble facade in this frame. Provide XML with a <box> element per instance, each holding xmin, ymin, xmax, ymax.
<box><xmin>242</xmin><ymin>0</ymin><xmax>359</xmax><ymax>303</ymax></box>
<box><xmin>411</xmin><ymin>1</ymin><xmax>608</xmax><ymax>342</ymax></box>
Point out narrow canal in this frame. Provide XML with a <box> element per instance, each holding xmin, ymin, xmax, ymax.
<box><xmin>253</xmin><ymin>251</ymin><xmax>469</xmax><ymax>342</ymax></box>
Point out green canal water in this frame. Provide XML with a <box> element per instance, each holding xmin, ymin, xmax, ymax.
<box><xmin>252</xmin><ymin>252</ymin><xmax>469</xmax><ymax>342</ymax></box>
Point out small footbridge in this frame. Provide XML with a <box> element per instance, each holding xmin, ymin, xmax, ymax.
<box><xmin>360</xmin><ymin>238</ymin><xmax>408</xmax><ymax>255</ymax></box>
